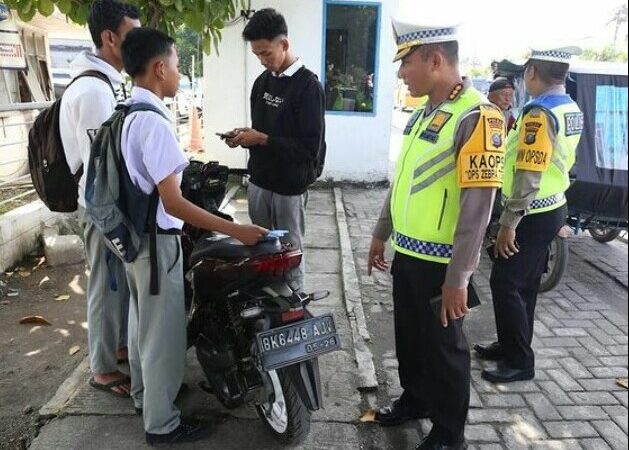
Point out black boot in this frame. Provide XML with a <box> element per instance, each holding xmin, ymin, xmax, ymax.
<box><xmin>374</xmin><ymin>399</ymin><xmax>430</xmax><ymax>426</ymax></box>
<box><xmin>473</xmin><ymin>342</ymin><xmax>504</xmax><ymax>361</ymax></box>
<box><xmin>482</xmin><ymin>362</ymin><xmax>535</xmax><ymax>383</ymax></box>
<box><xmin>416</xmin><ymin>433</ymin><xmax>468</xmax><ymax>450</ymax></box>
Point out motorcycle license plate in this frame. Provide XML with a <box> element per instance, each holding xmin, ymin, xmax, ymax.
<box><xmin>256</xmin><ymin>313</ymin><xmax>340</xmax><ymax>371</ymax></box>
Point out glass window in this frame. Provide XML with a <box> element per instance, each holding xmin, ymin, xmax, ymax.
<box><xmin>324</xmin><ymin>2</ymin><xmax>379</xmax><ymax>114</ymax></box>
<box><xmin>594</xmin><ymin>85</ymin><xmax>628</xmax><ymax>171</ymax></box>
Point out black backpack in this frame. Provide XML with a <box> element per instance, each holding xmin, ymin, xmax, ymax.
<box><xmin>28</xmin><ymin>71</ymin><xmax>115</xmax><ymax>212</ymax></box>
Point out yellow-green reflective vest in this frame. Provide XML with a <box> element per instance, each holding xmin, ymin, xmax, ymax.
<box><xmin>503</xmin><ymin>95</ymin><xmax>583</xmax><ymax>214</ymax></box>
<box><xmin>391</xmin><ymin>87</ymin><xmax>494</xmax><ymax>264</ymax></box>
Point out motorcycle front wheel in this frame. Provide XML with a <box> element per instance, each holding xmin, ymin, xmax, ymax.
<box><xmin>540</xmin><ymin>235</ymin><xmax>569</xmax><ymax>293</ymax></box>
<box><xmin>256</xmin><ymin>369</ymin><xmax>311</xmax><ymax>445</ymax></box>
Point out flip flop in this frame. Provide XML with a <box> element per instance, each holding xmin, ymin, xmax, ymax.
<box><xmin>89</xmin><ymin>376</ymin><xmax>131</xmax><ymax>398</ymax></box>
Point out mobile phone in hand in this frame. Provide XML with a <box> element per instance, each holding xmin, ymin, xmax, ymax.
<box><xmin>216</xmin><ymin>131</ymin><xmax>237</xmax><ymax>140</ymax></box>
<box><xmin>429</xmin><ymin>284</ymin><xmax>482</xmax><ymax>319</ymax></box>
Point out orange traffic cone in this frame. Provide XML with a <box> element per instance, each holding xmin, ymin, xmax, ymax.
<box><xmin>188</xmin><ymin>100</ymin><xmax>203</xmax><ymax>152</ymax></box>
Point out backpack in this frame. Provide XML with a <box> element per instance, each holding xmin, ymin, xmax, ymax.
<box><xmin>28</xmin><ymin>71</ymin><xmax>115</xmax><ymax>212</ymax></box>
<box><xmin>85</xmin><ymin>102</ymin><xmax>168</xmax><ymax>295</ymax></box>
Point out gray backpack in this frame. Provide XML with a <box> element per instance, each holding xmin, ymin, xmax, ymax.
<box><xmin>85</xmin><ymin>102</ymin><xmax>168</xmax><ymax>295</ymax></box>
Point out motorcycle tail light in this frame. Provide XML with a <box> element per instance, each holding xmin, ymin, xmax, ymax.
<box><xmin>281</xmin><ymin>308</ymin><xmax>305</xmax><ymax>323</ymax></box>
<box><xmin>248</xmin><ymin>250</ymin><xmax>302</xmax><ymax>277</ymax></box>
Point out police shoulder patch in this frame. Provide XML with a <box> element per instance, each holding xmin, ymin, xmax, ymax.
<box><xmin>565</xmin><ymin>111</ymin><xmax>584</xmax><ymax>136</ymax></box>
<box><xmin>457</xmin><ymin>105</ymin><xmax>506</xmax><ymax>189</ymax></box>
<box><xmin>516</xmin><ymin>110</ymin><xmax>553</xmax><ymax>172</ymax></box>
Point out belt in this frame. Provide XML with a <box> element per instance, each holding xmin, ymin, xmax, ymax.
<box><xmin>156</xmin><ymin>227</ymin><xmax>181</xmax><ymax>235</ymax></box>
<box><xmin>394</xmin><ymin>232</ymin><xmax>453</xmax><ymax>259</ymax></box>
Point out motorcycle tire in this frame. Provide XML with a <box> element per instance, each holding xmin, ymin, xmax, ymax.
<box><xmin>540</xmin><ymin>235</ymin><xmax>569</xmax><ymax>293</ymax></box>
<box><xmin>589</xmin><ymin>227</ymin><xmax>621</xmax><ymax>244</ymax></box>
<box><xmin>256</xmin><ymin>369</ymin><xmax>311</xmax><ymax>445</ymax></box>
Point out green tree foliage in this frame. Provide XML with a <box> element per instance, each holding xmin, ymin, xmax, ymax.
<box><xmin>175</xmin><ymin>25</ymin><xmax>202</xmax><ymax>83</ymax></box>
<box><xmin>582</xmin><ymin>46</ymin><xmax>628</xmax><ymax>62</ymax></box>
<box><xmin>5</xmin><ymin>0</ymin><xmax>247</xmax><ymax>54</ymax></box>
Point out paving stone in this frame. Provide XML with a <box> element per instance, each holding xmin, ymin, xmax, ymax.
<box><xmin>592</xmin><ymin>319</ymin><xmax>624</xmax><ymax>336</ymax></box>
<box><xmin>470</xmin><ymin>385</ymin><xmax>483</xmax><ymax>409</ymax></box>
<box><xmin>589</xmin><ymin>328</ymin><xmax>620</xmax><ymax>346</ymax></box>
<box><xmin>537</xmin><ymin>312</ymin><xmax>564</xmax><ymax>329</ymax></box>
<box><xmin>599</xmin><ymin>356</ymin><xmax>628</xmax><ymax>366</ymax></box>
<box><xmin>571</xmin><ymin>311</ymin><xmax>604</xmax><ymax>320</ymax></box>
<box><xmin>538</xmin><ymin>381</ymin><xmax>575</xmax><ymax>406</ymax></box>
<box><xmin>576</xmin><ymin>302</ymin><xmax>612</xmax><ymax>311</ymax></box>
<box><xmin>556</xmin><ymin>405</ymin><xmax>609</xmax><ymax>420</ymax></box>
<box><xmin>580</xmin><ymin>379</ymin><xmax>628</xmax><ymax>392</ymax></box>
<box><xmin>465</xmin><ymin>424</ymin><xmax>501</xmax><ymax>443</ymax></box>
<box><xmin>591</xmin><ymin>420</ymin><xmax>627</xmax><ymax>450</ymax></box>
<box><xmin>607</xmin><ymin>345</ymin><xmax>628</xmax><ymax>356</ymax></box>
<box><xmin>524</xmin><ymin>393</ymin><xmax>562</xmax><ymax>421</ymax></box>
<box><xmin>603</xmin><ymin>312</ymin><xmax>628</xmax><ymax>327</ymax></box>
<box><xmin>546</xmin><ymin>369</ymin><xmax>585</xmax><ymax>391</ymax></box>
<box><xmin>536</xmin><ymin>359</ymin><xmax>561</xmax><ymax>370</ymax></box>
<box><xmin>603</xmin><ymin>405</ymin><xmax>628</xmax><ymax>418</ymax></box>
<box><xmin>561</xmin><ymin>319</ymin><xmax>597</xmax><ymax>328</ymax></box>
<box><xmin>569</xmin><ymin>392</ymin><xmax>620</xmax><ymax>406</ymax></box>
<box><xmin>558</xmin><ymin>357</ymin><xmax>593</xmax><ymax>379</ymax></box>
<box><xmin>535</xmin><ymin>322</ymin><xmax>555</xmax><ymax>338</ymax></box>
<box><xmin>481</xmin><ymin>394</ymin><xmax>526</xmax><ymax>408</ymax></box>
<box><xmin>578</xmin><ymin>337</ymin><xmax>611</xmax><ymax>356</ymax></box>
<box><xmin>610</xmin><ymin>413</ymin><xmax>628</xmax><ymax>435</ymax></box>
<box><xmin>580</xmin><ymin>438</ymin><xmax>613</xmax><ymax>450</ymax></box>
<box><xmin>589</xmin><ymin>367</ymin><xmax>628</xmax><ymax>379</ymax></box>
<box><xmin>569</xmin><ymin>348</ymin><xmax>603</xmax><ymax>367</ymax></box>
<box><xmin>477</xmin><ymin>445</ymin><xmax>504</xmax><ymax>450</ymax></box>
<box><xmin>613</xmin><ymin>391</ymin><xmax>628</xmax><ymax>408</ymax></box>
<box><xmin>544</xmin><ymin>421</ymin><xmax>599</xmax><ymax>439</ymax></box>
<box><xmin>468</xmin><ymin>409</ymin><xmax>513</xmax><ymax>424</ymax></box>
<box><xmin>554</xmin><ymin>328</ymin><xmax>590</xmax><ymax>337</ymax></box>
<box><xmin>532</xmin><ymin>440</ymin><xmax>584</xmax><ymax>450</ymax></box>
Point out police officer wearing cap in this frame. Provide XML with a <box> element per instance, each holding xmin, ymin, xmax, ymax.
<box><xmin>368</xmin><ymin>19</ymin><xmax>507</xmax><ymax>450</ymax></box>
<box><xmin>476</xmin><ymin>47</ymin><xmax>584</xmax><ymax>383</ymax></box>
<box><xmin>488</xmin><ymin>77</ymin><xmax>516</xmax><ymax>130</ymax></box>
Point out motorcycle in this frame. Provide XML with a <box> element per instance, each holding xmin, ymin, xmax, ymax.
<box><xmin>180</xmin><ymin>161</ymin><xmax>340</xmax><ymax>444</ymax></box>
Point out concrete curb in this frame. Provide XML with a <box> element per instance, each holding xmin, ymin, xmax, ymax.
<box><xmin>39</xmin><ymin>357</ymin><xmax>89</xmax><ymax>419</ymax></box>
<box><xmin>333</xmin><ymin>187</ymin><xmax>378</xmax><ymax>391</ymax></box>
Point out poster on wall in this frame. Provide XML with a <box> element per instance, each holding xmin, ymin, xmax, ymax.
<box><xmin>0</xmin><ymin>3</ymin><xmax>27</xmax><ymax>70</ymax></box>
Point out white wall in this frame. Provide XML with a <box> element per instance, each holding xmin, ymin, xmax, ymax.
<box><xmin>203</xmin><ymin>0</ymin><xmax>398</xmax><ymax>182</ymax></box>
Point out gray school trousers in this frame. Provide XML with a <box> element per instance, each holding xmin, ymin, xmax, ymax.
<box><xmin>79</xmin><ymin>207</ymin><xmax>129</xmax><ymax>375</ymax></box>
<box><xmin>248</xmin><ymin>182</ymin><xmax>307</xmax><ymax>290</ymax></box>
<box><xmin>125</xmin><ymin>234</ymin><xmax>186</xmax><ymax>435</ymax></box>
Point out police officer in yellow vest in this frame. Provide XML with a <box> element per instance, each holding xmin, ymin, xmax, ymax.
<box><xmin>368</xmin><ymin>19</ymin><xmax>506</xmax><ymax>450</ymax></box>
<box><xmin>475</xmin><ymin>47</ymin><xmax>584</xmax><ymax>383</ymax></box>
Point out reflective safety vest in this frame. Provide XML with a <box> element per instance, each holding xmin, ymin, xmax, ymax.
<box><xmin>503</xmin><ymin>95</ymin><xmax>583</xmax><ymax>214</ymax></box>
<box><xmin>391</xmin><ymin>86</ymin><xmax>506</xmax><ymax>264</ymax></box>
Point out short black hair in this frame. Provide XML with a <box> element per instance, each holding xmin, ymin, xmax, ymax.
<box><xmin>527</xmin><ymin>60</ymin><xmax>570</xmax><ymax>85</ymax></box>
<box><xmin>418</xmin><ymin>41</ymin><xmax>459</xmax><ymax>65</ymax></box>
<box><xmin>88</xmin><ymin>0</ymin><xmax>140</xmax><ymax>48</ymax></box>
<box><xmin>242</xmin><ymin>8</ymin><xmax>288</xmax><ymax>41</ymax></box>
<box><xmin>121</xmin><ymin>28</ymin><xmax>175</xmax><ymax>78</ymax></box>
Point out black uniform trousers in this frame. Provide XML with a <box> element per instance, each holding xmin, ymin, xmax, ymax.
<box><xmin>392</xmin><ymin>252</ymin><xmax>470</xmax><ymax>445</ymax></box>
<box><xmin>490</xmin><ymin>204</ymin><xmax>567</xmax><ymax>370</ymax></box>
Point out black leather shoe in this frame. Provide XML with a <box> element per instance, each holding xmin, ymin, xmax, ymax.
<box><xmin>473</xmin><ymin>342</ymin><xmax>504</xmax><ymax>361</ymax></box>
<box><xmin>374</xmin><ymin>399</ymin><xmax>430</xmax><ymax>426</ymax></box>
<box><xmin>482</xmin><ymin>363</ymin><xmax>535</xmax><ymax>383</ymax></box>
<box><xmin>145</xmin><ymin>420</ymin><xmax>210</xmax><ymax>446</ymax></box>
<box><xmin>416</xmin><ymin>434</ymin><xmax>468</xmax><ymax>450</ymax></box>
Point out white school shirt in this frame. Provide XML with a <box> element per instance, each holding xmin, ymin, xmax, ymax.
<box><xmin>121</xmin><ymin>87</ymin><xmax>189</xmax><ymax>230</ymax></box>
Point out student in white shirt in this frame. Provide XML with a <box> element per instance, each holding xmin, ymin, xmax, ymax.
<box><xmin>120</xmin><ymin>27</ymin><xmax>267</xmax><ymax>445</ymax></box>
<box><xmin>59</xmin><ymin>0</ymin><xmax>140</xmax><ymax>398</ymax></box>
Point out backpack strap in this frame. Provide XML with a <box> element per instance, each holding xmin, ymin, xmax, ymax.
<box><xmin>67</xmin><ymin>71</ymin><xmax>118</xmax><ymax>181</ymax></box>
<box><xmin>121</xmin><ymin>102</ymin><xmax>172</xmax><ymax>296</ymax></box>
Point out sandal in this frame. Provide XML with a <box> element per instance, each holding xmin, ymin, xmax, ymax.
<box><xmin>89</xmin><ymin>376</ymin><xmax>131</xmax><ymax>398</ymax></box>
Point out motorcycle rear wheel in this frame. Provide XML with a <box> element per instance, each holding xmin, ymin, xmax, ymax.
<box><xmin>256</xmin><ymin>369</ymin><xmax>311</xmax><ymax>445</ymax></box>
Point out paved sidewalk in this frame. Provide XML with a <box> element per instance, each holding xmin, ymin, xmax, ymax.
<box><xmin>342</xmin><ymin>186</ymin><xmax>628</xmax><ymax>450</ymax></box>
<box><xmin>30</xmin><ymin>189</ymin><xmax>367</xmax><ymax>450</ymax></box>
<box><xmin>25</xmin><ymin>187</ymin><xmax>629</xmax><ymax>449</ymax></box>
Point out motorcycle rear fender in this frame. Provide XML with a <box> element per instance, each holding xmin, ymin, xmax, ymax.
<box><xmin>287</xmin><ymin>358</ymin><xmax>323</xmax><ymax>411</ymax></box>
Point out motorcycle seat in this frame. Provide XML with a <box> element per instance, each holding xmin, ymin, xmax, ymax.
<box><xmin>190</xmin><ymin>234</ymin><xmax>283</xmax><ymax>265</ymax></box>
